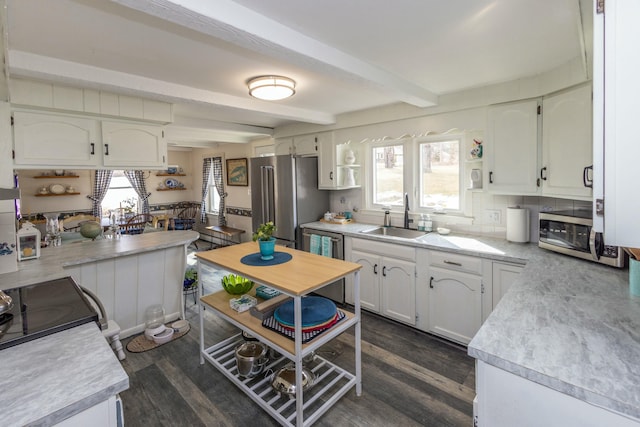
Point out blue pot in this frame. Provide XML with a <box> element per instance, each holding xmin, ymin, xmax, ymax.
<box><xmin>258</xmin><ymin>237</ymin><xmax>276</xmax><ymax>260</ymax></box>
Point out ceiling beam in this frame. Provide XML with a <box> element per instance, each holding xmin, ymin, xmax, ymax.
<box><xmin>109</xmin><ymin>0</ymin><xmax>438</xmax><ymax>108</ymax></box>
<box><xmin>8</xmin><ymin>50</ymin><xmax>336</xmax><ymax>125</ymax></box>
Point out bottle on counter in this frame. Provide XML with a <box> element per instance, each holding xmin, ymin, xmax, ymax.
<box><xmin>418</xmin><ymin>214</ymin><xmax>426</xmax><ymax>231</ymax></box>
<box><xmin>424</xmin><ymin>214</ymin><xmax>433</xmax><ymax>232</ymax></box>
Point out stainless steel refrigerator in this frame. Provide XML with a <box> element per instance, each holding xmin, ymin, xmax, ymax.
<box><xmin>250</xmin><ymin>155</ymin><xmax>329</xmax><ymax>249</ymax></box>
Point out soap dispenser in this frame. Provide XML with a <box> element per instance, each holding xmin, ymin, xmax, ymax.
<box><xmin>418</xmin><ymin>214</ymin><xmax>426</xmax><ymax>231</ymax></box>
<box><xmin>424</xmin><ymin>214</ymin><xmax>433</xmax><ymax>232</ymax></box>
<box><xmin>383</xmin><ymin>208</ymin><xmax>391</xmax><ymax>227</ymax></box>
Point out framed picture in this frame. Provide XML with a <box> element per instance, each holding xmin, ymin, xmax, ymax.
<box><xmin>226</xmin><ymin>158</ymin><xmax>249</xmax><ymax>186</ymax></box>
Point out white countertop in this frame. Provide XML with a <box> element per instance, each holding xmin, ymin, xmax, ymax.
<box><xmin>0</xmin><ymin>322</ymin><xmax>129</xmax><ymax>426</ymax></box>
<box><xmin>302</xmin><ymin>221</ymin><xmax>639</xmax><ymax>420</ymax></box>
<box><xmin>1</xmin><ymin>230</ymin><xmax>199</xmax><ymax>289</ymax></box>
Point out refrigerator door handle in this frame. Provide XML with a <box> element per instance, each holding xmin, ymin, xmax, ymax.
<box><xmin>261</xmin><ymin>166</ymin><xmax>275</xmax><ymax>223</ymax></box>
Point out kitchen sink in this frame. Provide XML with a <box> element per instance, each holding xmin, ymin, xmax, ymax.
<box><xmin>360</xmin><ymin>227</ymin><xmax>427</xmax><ymax>239</ymax></box>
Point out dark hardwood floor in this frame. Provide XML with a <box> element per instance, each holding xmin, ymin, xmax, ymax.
<box><xmin>119</xmin><ymin>243</ymin><xmax>475</xmax><ymax>427</ymax></box>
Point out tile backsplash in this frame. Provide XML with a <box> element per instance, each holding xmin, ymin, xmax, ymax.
<box><xmin>329</xmin><ymin>188</ymin><xmax>591</xmax><ymax>242</ymax></box>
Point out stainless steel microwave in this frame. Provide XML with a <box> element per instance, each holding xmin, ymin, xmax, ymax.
<box><xmin>539</xmin><ymin>210</ymin><xmax>625</xmax><ymax>268</ymax></box>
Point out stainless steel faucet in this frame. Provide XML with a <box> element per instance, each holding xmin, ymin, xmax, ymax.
<box><xmin>404</xmin><ymin>193</ymin><xmax>410</xmax><ymax>229</ymax></box>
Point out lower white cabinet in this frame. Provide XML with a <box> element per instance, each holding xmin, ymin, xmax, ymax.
<box><xmin>346</xmin><ymin>238</ymin><xmax>416</xmax><ymax>326</ymax></box>
<box><xmin>492</xmin><ymin>262</ymin><xmax>523</xmax><ymax>308</ymax></box>
<box><xmin>55</xmin><ymin>395</ymin><xmax>121</xmax><ymax>427</ymax></box>
<box><xmin>428</xmin><ymin>266</ymin><xmax>482</xmax><ymax>345</ymax></box>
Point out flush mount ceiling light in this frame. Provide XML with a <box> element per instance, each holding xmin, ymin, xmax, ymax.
<box><xmin>247</xmin><ymin>75</ymin><xmax>296</xmax><ymax>101</ymax></box>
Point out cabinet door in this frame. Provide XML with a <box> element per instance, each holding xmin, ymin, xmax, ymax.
<box><xmin>13</xmin><ymin>111</ymin><xmax>100</xmax><ymax>167</ymax></box>
<box><xmin>542</xmin><ymin>85</ymin><xmax>592</xmax><ymax>199</ymax></box>
<box><xmin>318</xmin><ymin>136</ymin><xmax>336</xmax><ymax>189</ymax></box>
<box><xmin>486</xmin><ymin>100</ymin><xmax>540</xmax><ymax>194</ymax></box>
<box><xmin>492</xmin><ymin>262</ymin><xmax>523</xmax><ymax>309</ymax></box>
<box><xmin>350</xmin><ymin>249</ymin><xmax>380</xmax><ymax>313</ymax></box>
<box><xmin>381</xmin><ymin>257</ymin><xmax>416</xmax><ymax>325</ymax></box>
<box><xmin>293</xmin><ymin>134</ymin><xmax>318</xmax><ymax>156</ymax></box>
<box><xmin>101</xmin><ymin>121</ymin><xmax>166</xmax><ymax>169</ymax></box>
<box><xmin>274</xmin><ymin>138</ymin><xmax>293</xmax><ymax>155</ymax></box>
<box><xmin>429</xmin><ymin>266</ymin><xmax>482</xmax><ymax>345</ymax></box>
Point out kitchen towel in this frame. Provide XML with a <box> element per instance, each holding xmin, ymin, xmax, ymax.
<box><xmin>630</xmin><ymin>259</ymin><xmax>640</xmax><ymax>296</ymax></box>
<box><xmin>321</xmin><ymin>235</ymin><xmax>332</xmax><ymax>257</ymax></box>
<box><xmin>506</xmin><ymin>206</ymin><xmax>530</xmax><ymax>243</ymax></box>
<box><xmin>310</xmin><ymin>234</ymin><xmax>321</xmax><ymax>255</ymax></box>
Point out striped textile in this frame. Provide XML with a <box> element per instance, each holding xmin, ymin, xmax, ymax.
<box><xmin>124</xmin><ymin>170</ymin><xmax>151</xmax><ymax>214</ymax></box>
<box><xmin>86</xmin><ymin>170</ymin><xmax>113</xmax><ymax>218</ymax></box>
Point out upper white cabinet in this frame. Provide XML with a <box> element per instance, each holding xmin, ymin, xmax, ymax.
<box><xmin>101</xmin><ymin>121</ymin><xmax>166</xmax><ymax>169</ymax></box>
<box><xmin>318</xmin><ymin>137</ymin><xmax>361</xmax><ymax>190</ymax></box>
<box><xmin>541</xmin><ymin>84</ymin><xmax>593</xmax><ymax>200</ymax></box>
<box><xmin>13</xmin><ymin>111</ymin><xmax>167</xmax><ymax>170</ymax></box>
<box><xmin>274</xmin><ymin>134</ymin><xmax>321</xmax><ymax>156</ymax></box>
<box><xmin>13</xmin><ymin>111</ymin><xmax>101</xmax><ymax>167</ymax></box>
<box><xmin>486</xmin><ymin>99</ymin><xmax>540</xmax><ymax>195</ymax></box>
<box><xmin>593</xmin><ymin>0</ymin><xmax>640</xmax><ymax>246</ymax></box>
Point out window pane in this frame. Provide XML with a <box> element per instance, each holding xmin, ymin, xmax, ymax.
<box><xmin>419</xmin><ymin>140</ymin><xmax>460</xmax><ymax>210</ymax></box>
<box><xmin>208</xmin><ymin>185</ymin><xmax>220</xmax><ymax>213</ymax></box>
<box><xmin>373</xmin><ymin>145</ymin><xmax>404</xmax><ymax>206</ymax></box>
<box><xmin>101</xmin><ymin>171</ymin><xmax>138</xmax><ymax>218</ymax></box>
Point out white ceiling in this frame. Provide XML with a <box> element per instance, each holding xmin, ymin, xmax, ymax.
<box><xmin>4</xmin><ymin>0</ymin><xmax>590</xmax><ymax>145</ymax></box>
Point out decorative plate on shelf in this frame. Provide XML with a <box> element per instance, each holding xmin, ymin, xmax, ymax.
<box><xmin>49</xmin><ymin>184</ymin><xmax>66</xmax><ymax>194</ymax></box>
<box><xmin>164</xmin><ymin>178</ymin><xmax>179</xmax><ymax>189</ymax></box>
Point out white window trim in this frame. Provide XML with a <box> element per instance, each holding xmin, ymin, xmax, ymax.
<box><xmin>363</xmin><ymin>133</ymin><xmax>474</xmax><ymax>225</ymax></box>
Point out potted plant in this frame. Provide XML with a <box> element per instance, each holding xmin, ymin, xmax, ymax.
<box><xmin>183</xmin><ymin>267</ymin><xmax>198</xmax><ymax>291</ymax></box>
<box><xmin>252</xmin><ymin>221</ymin><xmax>276</xmax><ymax>260</ymax></box>
<box><xmin>121</xmin><ymin>197</ymin><xmax>137</xmax><ymax>218</ymax></box>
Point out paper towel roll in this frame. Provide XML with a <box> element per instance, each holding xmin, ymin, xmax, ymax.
<box><xmin>506</xmin><ymin>207</ymin><xmax>530</xmax><ymax>243</ymax></box>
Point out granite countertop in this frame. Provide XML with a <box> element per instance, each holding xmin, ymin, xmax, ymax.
<box><xmin>0</xmin><ymin>322</ymin><xmax>129</xmax><ymax>426</ymax></box>
<box><xmin>302</xmin><ymin>221</ymin><xmax>639</xmax><ymax>420</ymax></box>
<box><xmin>1</xmin><ymin>230</ymin><xmax>199</xmax><ymax>289</ymax></box>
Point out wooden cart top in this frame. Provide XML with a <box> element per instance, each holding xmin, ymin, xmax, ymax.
<box><xmin>195</xmin><ymin>241</ymin><xmax>361</xmax><ymax>296</ymax></box>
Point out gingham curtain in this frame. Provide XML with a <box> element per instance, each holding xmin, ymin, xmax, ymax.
<box><xmin>87</xmin><ymin>170</ymin><xmax>113</xmax><ymax>218</ymax></box>
<box><xmin>124</xmin><ymin>170</ymin><xmax>151</xmax><ymax>214</ymax></box>
<box><xmin>200</xmin><ymin>157</ymin><xmax>227</xmax><ymax>225</ymax></box>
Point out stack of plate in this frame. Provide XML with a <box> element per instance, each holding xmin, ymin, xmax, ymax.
<box><xmin>273</xmin><ymin>296</ymin><xmax>339</xmax><ymax>333</ymax></box>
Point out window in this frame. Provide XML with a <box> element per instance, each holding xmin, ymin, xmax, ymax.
<box><xmin>371</xmin><ymin>142</ymin><xmax>405</xmax><ymax>207</ymax></box>
<box><xmin>418</xmin><ymin>138</ymin><xmax>461</xmax><ymax>210</ymax></box>
<box><xmin>208</xmin><ymin>174</ymin><xmax>221</xmax><ymax>214</ymax></box>
<box><xmin>101</xmin><ymin>170</ymin><xmax>139</xmax><ymax>218</ymax></box>
<box><xmin>367</xmin><ymin>135</ymin><xmax>463</xmax><ymax>213</ymax></box>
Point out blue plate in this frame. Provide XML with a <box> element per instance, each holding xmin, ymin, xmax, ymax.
<box><xmin>274</xmin><ymin>296</ymin><xmax>337</xmax><ymax>327</ymax></box>
<box><xmin>165</xmin><ymin>178</ymin><xmax>178</xmax><ymax>188</ymax></box>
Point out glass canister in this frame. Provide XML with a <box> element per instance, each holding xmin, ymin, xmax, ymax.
<box><xmin>145</xmin><ymin>304</ymin><xmax>165</xmax><ymax>329</ymax></box>
<box><xmin>44</xmin><ymin>213</ymin><xmax>61</xmax><ymax>246</ymax></box>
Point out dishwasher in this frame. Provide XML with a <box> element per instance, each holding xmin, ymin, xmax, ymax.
<box><xmin>302</xmin><ymin>229</ymin><xmax>344</xmax><ymax>303</ymax></box>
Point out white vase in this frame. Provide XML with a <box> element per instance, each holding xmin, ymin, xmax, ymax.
<box><xmin>344</xmin><ymin>149</ymin><xmax>356</xmax><ymax>165</ymax></box>
<box><xmin>343</xmin><ymin>167</ymin><xmax>356</xmax><ymax>187</ymax></box>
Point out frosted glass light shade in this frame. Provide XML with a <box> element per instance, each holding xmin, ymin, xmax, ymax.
<box><xmin>248</xmin><ymin>76</ymin><xmax>296</xmax><ymax>100</ymax></box>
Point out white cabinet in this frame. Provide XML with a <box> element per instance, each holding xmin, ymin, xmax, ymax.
<box><xmin>274</xmin><ymin>134</ymin><xmax>320</xmax><ymax>156</ymax></box>
<box><xmin>318</xmin><ymin>138</ymin><xmax>361</xmax><ymax>190</ymax></box>
<box><xmin>491</xmin><ymin>262</ymin><xmax>523</xmax><ymax>309</ymax></box>
<box><xmin>12</xmin><ymin>111</ymin><xmax>167</xmax><ymax>170</ymax></box>
<box><xmin>593</xmin><ymin>0</ymin><xmax>640</xmax><ymax>246</ymax></box>
<box><xmin>486</xmin><ymin>99</ymin><xmax>540</xmax><ymax>195</ymax></box>
<box><xmin>418</xmin><ymin>250</ymin><xmax>485</xmax><ymax>345</ymax></box>
<box><xmin>346</xmin><ymin>238</ymin><xmax>415</xmax><ymax>326</ymax></box>
<box><xmin>101</xmin><ymin>121</ymin><xmax>166</xmax><ymax>168</ymax></box>
<box><xmin>541</xmin><ymin>84</ymin><xmax>593</xmax><ymax>200</ymax></box>
<box><xmin>13</xmin><ymin>111</ymin><xmax>101</xmax><ymax>167</ymax></box>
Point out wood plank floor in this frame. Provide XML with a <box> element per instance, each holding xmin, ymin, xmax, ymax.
<box><xmin>119</xmin><ymin>245</ymin><xmax>476</xmax><ymax>426</ymax></box>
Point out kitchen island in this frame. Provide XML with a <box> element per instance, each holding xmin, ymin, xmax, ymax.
<box><xmin>302</xmin><ymin>221</ymin><xmax>640</xmax><ymax>425</ymax></box>
<box><xmin>0</xmin><ymin>230</ymin><xmax>199</xmax><ymax>337</ymax></box>
<box><xmin>196</xmin><ymin>242</ymin><xmax>362</xmax><ymax>427</ymax></box>
<box><xmin>0</xmin><ymin>322</ymin><xmax>128</xmax><ymax>426</ymax></box>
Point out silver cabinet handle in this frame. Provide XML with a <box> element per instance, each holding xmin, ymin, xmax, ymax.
<box><xmin>444</xmin><ymin>260</ymin><xmax>462</xmax><ymax>267</ymax></box>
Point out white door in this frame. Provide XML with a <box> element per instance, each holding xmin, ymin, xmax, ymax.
<box><xmin>381</xmin><ymin>257</ymin><xmax>416</xmax><ymax>325</ymax></box>
<box><xmin>542</xmin><ymin>84</ymin><xmax>593</xmax><ymax>199</ymax></box>
<box><xmin>274</xmin><ymin>138</ymin><xmax>293</xmax><ymax>155</ymax></box>
<box><xmin>13</xmin><ymin>111</ymin><xmax>100</xmax><ymax>167</ymax></box>
<box><xmin>101</xmin><ymin>121</ymin><xmax>166</xmax><ymax>169</ymax></box>
<box><xmin>429</xmin><ymin>266</ymin><xmax>483</xmax><ymax>344</ymax></box>
<box><xmin>486</xmin><ymin>100</ymin><xmax>540</xmax><ymax>195</ymax></box>
<box><xmin>491</xmin><ymin>262</ymin><xmax>523</xmax><ymax>309</ymax></box>
<box><xmin>350</xmin><ymin>250</ymin><xmax>380</xmax><ymax>313</ymax></box>
<box><xmin>318</xmin><ymin>136</ymin><xmax>336</xmax><ymax>189</ymax></box>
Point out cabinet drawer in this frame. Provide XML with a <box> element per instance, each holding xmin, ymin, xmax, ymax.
<box><xmin>351</xmin><ymin>238</ymin><xmax>415</xmax><ymax>261</ymax></box>
<box><xmin>429</xmin><ymin>251</ymin><xmax>482</xmax><ymax>275</ymax></box>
